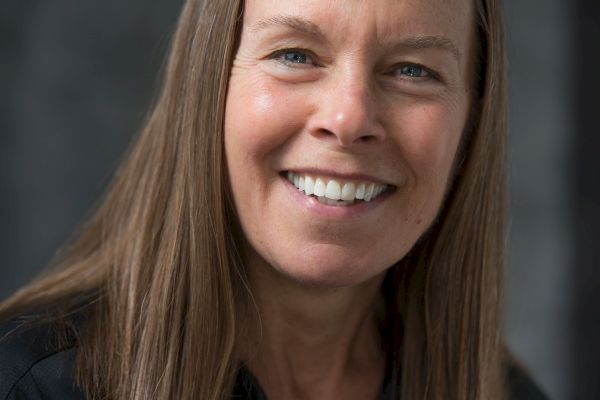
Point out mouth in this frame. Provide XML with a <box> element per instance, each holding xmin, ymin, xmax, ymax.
<box><xmin>282</xmin><ymin>171</ymin><xmax>396</xmax><ymax>207</ymax></box>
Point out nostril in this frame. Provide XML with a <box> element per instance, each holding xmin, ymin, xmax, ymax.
<box><xmin>306</xmin><ymin>107</ymin><xmax>385</xmax><ymax>146</ymax></box>
<box><xmin>314</xmin><ymin>129</ymin><xmax>337</xmax><ymax>139</ymax></box>
<box><xmin>359</xmin><ymin>135</ymin><xmax>376</xmax><ymax>143</ymax></box>
<box><xmin>337</xmin><ymin>132</ymin><xmax>379</xmax><ymax>147</ymax></box>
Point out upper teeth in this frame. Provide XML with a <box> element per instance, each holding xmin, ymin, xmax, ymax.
<box><xmin>286</xmin><ymin>172</ymin><xmax>389</xmax><ymax>202</ymax></box>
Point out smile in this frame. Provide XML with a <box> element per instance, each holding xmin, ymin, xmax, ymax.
<box><xmin>285</xmin><ymin>171</ymin><xmax>394</xmax><ymax>207</ymax></box>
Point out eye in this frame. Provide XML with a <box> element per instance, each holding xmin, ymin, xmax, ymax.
<box><xmin>382</xmin><ymin>63</ymin><xmax>444</xmax><ymax>93</ymax></box>
<box><xmin>398</xmin><ymin>64</ymin><xmax>430</xmax><ymax>78</ymax></box>
<box><xmin>269</xmin><ymin>49</ymin><xmax>318</xmax><ymax>68</ymax></box>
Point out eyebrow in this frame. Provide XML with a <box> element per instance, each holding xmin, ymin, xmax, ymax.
<box><xmin>250</xmin><ymin>14</ymin><xmax>462</xmax><ymax>62</ymax></box>
<box><xmin>251</xmin><ymin>14</ymin><xmax>327</xmax><ymax>41</ymax></box>
<box><xmin>398</xmin><ymin>35</ymin><xmax>461</xmax><ymax>62</ymax></box>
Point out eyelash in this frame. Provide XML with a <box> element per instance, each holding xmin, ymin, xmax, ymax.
<box><xmin>269</xmin><ymin>48</ymin><xmax>320</xmax><ymax>68</ymax></box>
<box><xmin>394</xmin><ymin>65</ymin><xmax>432</xmax><ymax>79</ymax></box>
<box><xmin>268</xmin><ymin>48</ymin><xmax>439</xmax><ymax>81</ymax></box>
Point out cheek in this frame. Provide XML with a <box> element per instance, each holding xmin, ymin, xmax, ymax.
<box><xmin>391</xmin><ymin>101</ymin><xmax>466</xmax><ymax>185</ymax></box>
<box><xmin>224</xmin><ymin>74</ymin><xmax>313</xmax><ymax>243</ymax></box>
<box><xmin>225</xmin><ymin>76</ymin><xmax>307</xmax><ymax>166</ymax></box>
<box><xmin>383</xmin><ymin>99</ymin><xmax>468</xmax><ymax>230</ymax></box>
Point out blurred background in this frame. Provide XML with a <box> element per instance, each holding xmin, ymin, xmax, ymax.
<box><xmin>1</xmin><ymin>1</ymin><xmax>598</xmax><ymax>399</ymax></box>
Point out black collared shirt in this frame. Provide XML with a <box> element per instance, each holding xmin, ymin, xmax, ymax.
<box><xmin>0</xmin><ymin>317</ymin><xmax>548</xmax><ymax>400</ymax></box>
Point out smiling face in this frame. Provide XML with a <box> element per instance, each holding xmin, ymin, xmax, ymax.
<box><xmin>225</xmin><ymin>0</ymin><xmax>476</xmax><ymax>288</ymax></box>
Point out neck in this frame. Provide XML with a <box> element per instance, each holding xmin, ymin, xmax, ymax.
<box><xmin>240</xmin><ymin>254</ymin><xmax>387</xmax><ymax>399</ymax></box>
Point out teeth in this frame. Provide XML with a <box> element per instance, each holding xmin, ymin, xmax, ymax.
<box><xmin>364</xmin><ymin>183</ymin><xmax>375</xmax><ymax>202</ymax></box>
<box><xmin>317</xmin><ymin>196</ymin><xmax>355</xmax><ymax>206</ymax></box>
<box><xmin>355</xmin><ymin>183</ymin><xmax>365</xmax><ymax>200</ymax></box>
<box><xmin>341</xmin><ymin>182</ymin><xmax>356</xmax><ymax>201</ymax></box>
<box><xmin>314</xmin><ymin>178</ymin><xmax>326</xmax><ymax>197</ymax></box>
<box><xmin>285</xmin><ymin>172</ymin><xmax>390</xmax><ymax>203</ymax></box>
<box><xmin>325</xmin><ymin>180</ymin><xmax>341</xmax><ymax>200</ymax></box>
<box><xmin>304</xmin><ymin>176</ymin><xmax>315</xmax><ymax>195</ymax></box>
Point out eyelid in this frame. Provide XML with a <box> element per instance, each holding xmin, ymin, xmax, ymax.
<box><xmin>266</xmin><ymin>48</ymin><xmax>445</xmax><ymax>85</ymax></box>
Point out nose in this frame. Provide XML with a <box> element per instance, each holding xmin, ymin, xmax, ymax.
<box><xmin>306</xmin><ymin>69</ymin><xmax>386</xmax><ymax>147</ymax></box>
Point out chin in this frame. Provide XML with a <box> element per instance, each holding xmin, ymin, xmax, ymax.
<box><xmin>242</xmin><ymin>234</ymin><xmax>408</xmax><ymax>290</ymax></box>
<box><xmin>268</xmin><ymin>251</ymin><xmax>392</xmax><ymax>289</ymax></box>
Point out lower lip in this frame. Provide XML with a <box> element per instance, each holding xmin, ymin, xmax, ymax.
<box><xmin>281</xmin><ymin>175</ymin><xmax>391</xmax><ymax>219</ymax></box>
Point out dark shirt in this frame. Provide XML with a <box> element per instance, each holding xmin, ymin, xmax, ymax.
<box><xmin>0</xmin><ymin>317</ymin><xmax>549</xmax><ymax>400</ymax></box>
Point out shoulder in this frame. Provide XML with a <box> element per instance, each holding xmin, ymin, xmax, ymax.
<box><xmin>506</xmin><ymin>363</ymin><xmax>550</xmax><ymax>400</ymax></box>
<box><xmin>0</xmin><ymin>316</ymin><xmax>85</xmax><ymax>400</ymax></box>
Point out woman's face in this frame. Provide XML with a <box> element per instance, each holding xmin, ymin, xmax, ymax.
<box><xmin>225</xmin><ymin>0</ymin><xmax>475</xmax><ymax>287</ymax></box>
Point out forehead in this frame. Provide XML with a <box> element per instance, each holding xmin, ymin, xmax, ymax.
<box><xmin>243</xmin><ymin>0</ymin><xmax>474</xmax><ymax>52</ymax></box>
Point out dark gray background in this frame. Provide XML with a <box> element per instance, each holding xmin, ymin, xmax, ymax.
<box><xmin>1</xmin><ymin>1</ymin><xmax>598</xmax><ymax>399</ymax></box>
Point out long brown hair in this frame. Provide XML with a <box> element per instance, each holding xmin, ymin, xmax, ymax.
<box><xmin>0</xmin><ymin>0</ymin><xmax>508</xmax><ymax>399</ymax></box>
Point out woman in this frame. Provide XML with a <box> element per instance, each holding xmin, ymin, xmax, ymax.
<box><xmin>0</xmin><ymin>0</ymin><xmax>547</xmax><ymax>399</ymax></box>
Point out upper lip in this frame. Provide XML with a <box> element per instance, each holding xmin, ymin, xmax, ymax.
<box><xmin>282</xmin><ymin>168</ymin><xmax>396</xmax><ymax>187</ymax></box>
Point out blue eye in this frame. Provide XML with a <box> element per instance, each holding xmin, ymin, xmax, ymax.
<box><xmin>398</xmin><ymin>64</ymin><xmax>430</xmax><ymax>78</ymax></box>
<box><xmin>270</xmin><ymin>49</ymin><xmax>316</xmax><ymax>67</ymax></box>
<box><xmin>283</xmin><ymin>51</ymin><xmax>309</xmax><ymax>64</ymax></box>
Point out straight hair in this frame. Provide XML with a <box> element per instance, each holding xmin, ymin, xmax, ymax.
<box><xmin>0</xmin><ymin>0</ymin><xmax>508</xmax><ymax>399</ymax></box>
